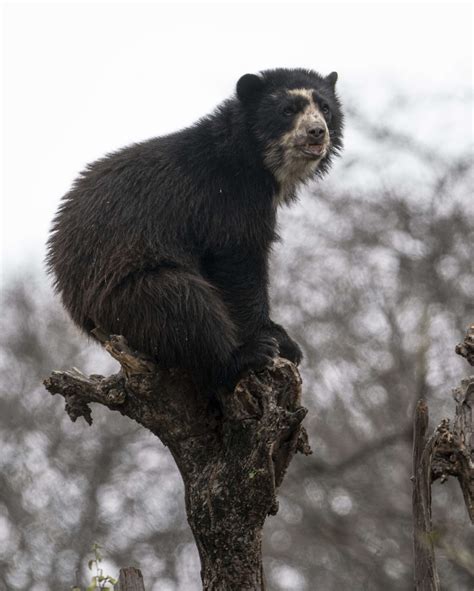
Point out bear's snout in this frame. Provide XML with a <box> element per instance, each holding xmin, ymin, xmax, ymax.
<box><xmin>306</xmin><ymin>125</ymin><xmax>327</xmax><ymax>143</ymax></box>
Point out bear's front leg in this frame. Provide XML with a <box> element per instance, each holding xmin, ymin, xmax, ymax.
<box><xmin>202</xmin><ymin>247</ymin><xmax>281</xmax><ymax>374</ymax></box>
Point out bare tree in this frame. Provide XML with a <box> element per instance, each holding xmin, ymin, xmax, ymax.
<box><xmin>44</xmin><ymin>331</ymin><xmax>310</xmax><ymax>590</ymax></box>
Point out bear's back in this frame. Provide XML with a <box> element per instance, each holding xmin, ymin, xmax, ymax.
<box><xmin>47</xmin><ymin>135</ymin><xmax>200</xmax><ymax>320</ymax></box>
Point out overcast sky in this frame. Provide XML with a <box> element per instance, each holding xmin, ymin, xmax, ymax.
<box><xmin>2</xmin><ymin>1</ymin><xmax>472</xmax><ymax>281</ymax></box>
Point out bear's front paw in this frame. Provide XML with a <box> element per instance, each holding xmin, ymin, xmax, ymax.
<box><xmin>219</xmin><ymin>335</ymin><xmax>279</xmax><ymax>391</ymax></box>
<box><xmin>263</xmin><ymin>322</ymin><xmax>303</xmax><ymax>366</ymax></box>
<box><xmin>278</xmin><ymin>337</ymin><xmax>303</xmax><ymax>366</ymax></box>
<box><xmin>238</xmin><ymin>334</ymin><xmax>280</xmax><ymax>373</ymax></box>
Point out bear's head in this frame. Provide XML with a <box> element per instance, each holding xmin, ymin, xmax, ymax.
<box><xmin>236</xmin><ymin>68</ymin><xmax>343</xmax><ymax>194</ymax></box>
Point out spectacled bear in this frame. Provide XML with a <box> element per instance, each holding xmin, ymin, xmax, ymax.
<box><xmin>47</xmin><ymin>68</ymin><xmax>343</xmax><ymax>390</ymax></box>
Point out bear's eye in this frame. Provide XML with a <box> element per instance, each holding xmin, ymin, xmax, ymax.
<box><xmin>282</xmin><ymin>105</ymin><xmax>296</xmax><ymax>116</ymax></box>
<box><xmin>321</xmin><ymin>104</ymin><xmax>330</xmax><ymax>116</ymax></box>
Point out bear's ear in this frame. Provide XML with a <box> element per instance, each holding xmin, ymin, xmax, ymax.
<box><xmin>325</xmin><ymin>71</ymin><xmax>338</xmax><ymax>88</ymax></box>
<box><xmin>236</xmin><ymin>73</ymin><xmax>264</xmax><ymax>103</ymax></box>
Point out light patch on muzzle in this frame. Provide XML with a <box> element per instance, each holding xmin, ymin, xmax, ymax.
<box><xmin>287</xmin><ymin>88</ymin><xmax>329</xmax><ymax>149</ymax></box>
<box><xmin>264</xmin><ymin>88</ymin><xmax>331</xmax><ymax>204</ymax></box>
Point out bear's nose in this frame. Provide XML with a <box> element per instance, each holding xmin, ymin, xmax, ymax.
<box><xmin>307</xmin><ymin>126</ymin><xmax>326</xmax><ymax>141</ymax></box>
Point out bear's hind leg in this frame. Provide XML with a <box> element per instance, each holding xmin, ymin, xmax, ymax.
<box><xmin>91</xmin><ymin>268</ymin><xmax>244</xmax><ymax>387</ymax></box>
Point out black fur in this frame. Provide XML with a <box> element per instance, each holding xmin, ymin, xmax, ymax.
<box><xmin>47</xmin><ymin>68</ymin><xmax>343</xmax><ymax>389</ymax></box>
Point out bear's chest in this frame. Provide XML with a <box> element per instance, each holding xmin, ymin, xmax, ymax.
<box><xmin>218</xmin><ymin>198</ymin><xmax>277</xmax><ymax>250</ymax></box>
<box><xmin>193</xmin><ymin>177</ymin><xmax>276</xmax><ymax>250</ymax></box>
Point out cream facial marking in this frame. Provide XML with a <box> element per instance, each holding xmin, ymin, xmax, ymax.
<box><xmin>287</xmin><ymin>88</ymin><xmax>329</xmax><ymax>153</ymax></box>
<box><xmin>264</xmin><ymin>88</ymin><xmax>331</xmax><ymax>205</ymax></box>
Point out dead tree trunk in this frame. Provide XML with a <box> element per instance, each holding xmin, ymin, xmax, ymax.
<box><xmin>412</xmin><ymin>399</ymin><xmax>441</xmax><ymax>591</ymax></box>
<box><xmin>412</xmin><ymin>325</ymin><xmax>474</xmax><ymax>590</ymax></box>
<box><xmin>114</xmin><ymin>568</ymin><xmax>145</xmax><ymax>591</ymax></box>
<box><xmin>44</xmin><ymin>334</ymin><xmax>311</xmax><ymax>591</ymax></box>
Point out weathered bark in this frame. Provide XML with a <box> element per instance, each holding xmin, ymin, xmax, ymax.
<box><xmin>431</xmin><ymin>378</ymin><xmax>474</xmax><ymax>523</ymax></box>
<box><xmin>455</xmin><ymin>323</ymin><xmax>474</xmax><ymax>367</ymax></box>
<box><xmin>44</xmin><ymin>334</ymin><xmax>311</xmax><ymax>590</ymax></box>
<box><xmin>412</xmin><ymin>400</ymin><xmax>441</xmax><ymax>591</ymax></box>
<box><xmin>450</xmin><ymin>325</ymin><xmax>474</xmax><ymax>522</ymax></box>
<box><xmin>412</xmin><ymin>325</ymin><xmax>474</xmax><ymax>590</ymax></box>
<box><xmin>114</xmin><ymin>567</ymin><xmax>145</xmax><ymax>591</ymax></box>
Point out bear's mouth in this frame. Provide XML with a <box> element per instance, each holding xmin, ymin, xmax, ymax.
<box><xmin>297</xmin><ymin>143</ymin><xmax>327</xmax><ymax>158</ymax></box>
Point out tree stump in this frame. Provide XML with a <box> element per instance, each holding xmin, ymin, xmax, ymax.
<box><xmin>411</xmin><ymin>325</ymin><xmax>474</xmax><ymax>590</ymax></box>
<box><xmin>44</xmin><ymin>334</ymin><xmax>311</xmax><ymax>590</ymax></box>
